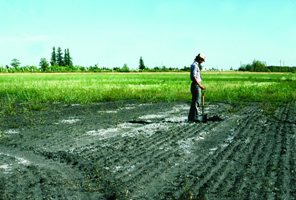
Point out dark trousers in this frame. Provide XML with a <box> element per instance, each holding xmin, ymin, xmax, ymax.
<box><xmin>188</xmin><ymin>82</ymin><xmax>201</xmax><ymax>121</ymax></box>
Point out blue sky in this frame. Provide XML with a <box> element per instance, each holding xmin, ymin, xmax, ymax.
<box><xmin>1</xmin><ymin>0</ymin><xmax>295</xmax><ymax>69</ymax></box>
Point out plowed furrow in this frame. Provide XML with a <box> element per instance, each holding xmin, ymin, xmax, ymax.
<box><xmin>264</xmin><ymin>106</ymin><xmax>286</xmax><ymax>199</ymax></box>
<box><xmin>76</xmin><ymin>123</ymin><xmax>189</xmax><ymax>156</ymax></box>
<box><xmin>117</xmin><ymin>123</ymin><xmax>219</xmax><ymax>183</ymax></box>
<box><xmin>286</xmin><ymin>103</ymin><xmax>296</xmax><ymax>197</ymax></box>
<box><xmin>131</xmin><ymin>107</ymin><xmax>259</xmax><ymax>199</ymax></box>
<box><xmin>274</xmin><ymin>104</ymin><xmax>293</xmax><ymax>199</ymax></box>
<box><xmin>122</xmin><ymin>121</ymin><xmax>231</xmax><ymax>197</ymax></box>
<box><xmin>79</xmin><ymin>123</ymin><xmax>214</xmax><ymax>169</ymax></box>
<box><xmin>290</xmin><ymin>122</ymin><xmax>296</xmax><ymax>197</ymax></box>
<box><xmin>0</xmin><ymin>147</ymin><xmax>93</xmax><ymax>199</ymax></box>
<box><xmin>211</xmin><ymin>119</ymin><xmax>269</xmax><ymax>198</ymax></box>
<box><xmin>186</xmin><ymin>118</ymin><xmax>262</xmax><ymax>199</ymax></box>
<box><xmin>75</xmin><ymin>104</ymin><xmax>253</xmax><ymax>160</ymax></box>
<box><xmin>236</xmin><ymin>127</ymin><xmax>268</xmax><ymax>199</ymax></box>
<box><xmin>234</xmin><ymin>123</ymin><xmax>272</xmax><ymax>199</ymax></box>
<box><xmin>168</xmin><ymin>111</ymin><xmax>260</xmax><ymax>198</ymax></box>
<box><xmin>77</xmin><ymin>125</ymin><xmax>189</xmax><ymax>163</ymax></box>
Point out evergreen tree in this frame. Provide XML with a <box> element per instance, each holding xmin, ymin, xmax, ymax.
<box><xmin>63</xmin><ymin>48</ymin><xmax>73</xmax><ymax>66</ymax></box>
<box><xmin>67</xmin><ymin>49</ymin><xmax>73</xmax><ymax>66</ymax></box>
<box><xmin>64</xmin><ymin>49</ymin><xmax>68</xmax><ymax>66</ymax></box>
<box><xmin>56</xmin><ymin>47</ymin><xmax>64</xmax><ymax>66</ymax></box>
<box><xmin>50</xmin><ymin>47</ymin><xmax>57</xmax><ymax>66</ymax></box>
<box><xmin>139</xmin><ymin>56</ymin><xmax>145</xmax><ymax>70</ymax></box>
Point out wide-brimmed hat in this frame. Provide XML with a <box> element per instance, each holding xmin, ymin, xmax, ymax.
<box><xmin>198</xmin><ymin>53</ymin><xmax>206</xmax><ymax>61</ymax></box>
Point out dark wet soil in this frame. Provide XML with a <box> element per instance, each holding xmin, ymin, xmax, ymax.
<box><xmin>0</xmin><ymin>101</ymin><xmax>295</xmax><ymax>199</ymax></box>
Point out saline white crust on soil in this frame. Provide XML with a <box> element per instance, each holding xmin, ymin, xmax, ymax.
<box><xmin>0</xmin><ymin>101</ymin><xmax>295</xmax><ymax>199</ymax></box>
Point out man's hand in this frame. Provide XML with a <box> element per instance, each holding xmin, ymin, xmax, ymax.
<box><xmin>196</xmin><ymin>80</ymin><xmax>206</xmax><ymax>90</ymax></box>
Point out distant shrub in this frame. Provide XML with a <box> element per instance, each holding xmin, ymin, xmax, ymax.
<box><xmin>239</xmin><ymin>60</ymin><xmax>295</xmax><ymax>72</ymax></box>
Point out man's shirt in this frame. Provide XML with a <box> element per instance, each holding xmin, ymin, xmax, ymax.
<box><xmin>190</xmin><ymin>61</ymin><xmax>202</xmax><ymax>82</ymax></box>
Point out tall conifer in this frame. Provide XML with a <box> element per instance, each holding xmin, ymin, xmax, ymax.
<box><xmin>50</xmin><ymin>47</ymin><xmax>57</xmax><ymax>66</ymax></box>
<box><xmin>56</xmin><ymin>47</ymin><xmax>64</xmax><ymax>66</ymax></box>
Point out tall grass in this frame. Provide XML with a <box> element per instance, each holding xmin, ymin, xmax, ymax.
<box><xmin>0</xmin><ymin>72</ymin><xmax>295</xmax><ymax>107</ymax></box>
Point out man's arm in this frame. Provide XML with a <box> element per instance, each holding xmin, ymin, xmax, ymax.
<box><xmin>195</xmin><ymin>78</ymin><xmax>206</xmax><ymax>90</ymax></box>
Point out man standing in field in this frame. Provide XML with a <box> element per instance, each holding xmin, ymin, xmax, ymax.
<box><xmin>188</xmin><ymin>53</ymin><xmax>206</xmax><ymax>122</ymax></box>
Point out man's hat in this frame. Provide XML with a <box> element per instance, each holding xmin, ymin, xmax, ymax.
<box><xmin>198</xmin><ymin>53</ymin><xmax>206</xmax><ymax>61</ymax></box>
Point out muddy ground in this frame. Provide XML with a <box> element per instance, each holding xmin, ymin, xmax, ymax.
<box><xmin>0</xmin><ymin>101</ymin><xmax>295</xmax><ymax>200</ymax></box>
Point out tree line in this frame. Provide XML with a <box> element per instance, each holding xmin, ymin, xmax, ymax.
<box><xmin>1</xmin><ymin>47</ymin><xmax>74</xmax><ymax>72</ymax></box>
<box><xmin>0</xmin><ymin>52</ymin><xmax>189</xmax><ymax>73</ymax></box>
<box><xmin>239</xmin><ymin>60</ymin><xmax>296</xmax><ymax>73</ymax></box>
<box><xmin>1</xmin><ymin>53</ymin><xmax>296</xmax><ymax>73</ymax></box>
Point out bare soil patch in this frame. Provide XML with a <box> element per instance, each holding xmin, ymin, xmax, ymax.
<box><xmin>0</xmin><ymin>101</ymin><xmax>295</xmax><ymax>199</ymax></box>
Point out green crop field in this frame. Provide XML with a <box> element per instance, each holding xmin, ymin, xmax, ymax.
<box><xmin>0</xmin><ymin>72</ymin><xmax>295</xmax><ymax>108</ymax></box>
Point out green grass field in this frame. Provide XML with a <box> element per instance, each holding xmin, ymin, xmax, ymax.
<box><xmin>0</xmin><ymin>72</ymin><xmax>295</xmax><ymax>108</ymax></box>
